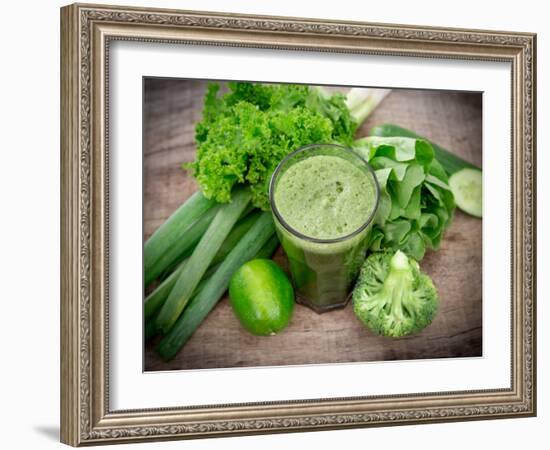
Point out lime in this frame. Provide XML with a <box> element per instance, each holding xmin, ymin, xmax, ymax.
<box><xmin>229</xmin><ymin>259</ymin><xmax>295</xmax><ymax>336</ymax></box>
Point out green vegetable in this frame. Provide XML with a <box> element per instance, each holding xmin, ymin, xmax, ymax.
<box><xmin>145</xmin><ymin>260</ymin><xmax>188</xmax><ymax>323</ymax></box>
<box><xmin>449</xmin><ymin>168</ymin><xmax>483</xmax><ymax>218</ymax></box>
<box><xmin>144</xmin><ymin>210</ymin><xmax>262</xmax><ymax>322</ymax></box>
<box><xmin>251</xmin><ymin>234</ymin><xmax>280</xmax><ymax>261</ymax></box>
<box><xmin>354</xmin><ymin>136</ymin><xmax>455</xmax><ymax>261</ymax></box>
<box><xmin>145</xmin><ymin>262</ymin><xmax>220</xmax><ymax>342</ymax></box>
<box><xmin>345</xmin><ymin>88</ymin><xmax>391</xmax><ymax>125</ymax></box>
<box><xmin>144</xmin><ymin>191</ymin><xmax>217</xmax><ymax>286</ymax></box>
<box><xmin>369</xmin><ymin>123</ymin><xmax>480</xmax><ymax>175</ymax></box>
<box><xmin>155</xmin><ymin>186</ymin><xmax>251</xmax><ymax>334</ymax></box>
<box><xmin>145</xmin><ymin>203</ymin><xmax>220</xmax><ymax>286</ymax></box>
<box><xmin>229</xmin><ymin>259</ymin><xmax>294</xmax><ymax>336</ymax></box>
<box><xmin>144</xmin><ymin>318</ymin><xmax>158</xmax><ymax>342</ymax></box>
<box><xmin>146</xmin><ymin>234</ymin><xmax>279</xmax><ymax>343</ymax></box>
<box><xmin>352</xmin><ymin>250</ymin><xmax>439</xmax><ymax>337</ymax></box>
<box><xmin>186</xmin><ymin>82</ymin><xmax>358</xmax><ymax>211</ymax></box>
<box><xmin>157</xmin><ymin>204</ymin><xmax>256</xmax><ymax>281</ymax></box>
<box><xmin>210</xmin><ymin>210</ymin><xmax>261</xmax><ymax>266</ymax></box>
<box><xmin>156</xmin><ymin>212</ymin><xmax>276</xmax><ymax>361</ymax></box>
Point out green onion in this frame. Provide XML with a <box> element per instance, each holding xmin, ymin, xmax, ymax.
<box><xmin>156</xmin><ymin>212</ymin><xmax>276</xmax><ymax>361</ymax></box>
<box><xmin>369</xmin><ymin>123</ymin><xmax>480</xmax><ymax>175</ymax></box>
<box><xmin>155</xmin><ymin>187</ymin><xmax>251</xmax><ymax>334</ymax></box>
<box><xmin>249</xmin><ymin>233</ymin><xmax>279</xmax><ymax>260</ymax></box>
<box><xmin>144</xmin><ymin>191</ymin><xmax>216</xmax><ymax>286</ymax></box>
<box><xmin>209</xmin><ymin>210</ymin><xmax>261</xmax><ymax>266</ymax></box>
<box><xmin>144</xmin><ymin>318</ymin><xmax>159</xmax><ymax>342</ymax></box>
<box><xmin>145</xmin><ymin>262</ymin><xmax>217</xmax><ymax>342</ymax></box>
<box><xmin>144</xmin><ymin>260</ymin><xmax>188</xmax><ymax>322</ymax></box>
<box><xmin>144</xmin><ymin>234</ymin><xmax>278</xmax><ymax>343</ymax></box>
<box><xmin>156</xmin><ymin>204</ymin><xmax>257</xmax><ymax>282</ymax></box>
<box><xmin>144</xmin><ymin>210</ymin><xmax>261</xmax><ymax>322</ymax></box>
<box><xmin>145</xmin><ymin>203</ymin><xmax>220</xmax><ymax>286</ymax></box>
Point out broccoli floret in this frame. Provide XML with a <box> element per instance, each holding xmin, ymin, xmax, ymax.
<box><xmin>352</xmin><ymin>250</ymin><xmax>438</xmax><ymax>337</ymax></box>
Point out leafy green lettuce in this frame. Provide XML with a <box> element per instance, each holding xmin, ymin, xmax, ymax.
<box><xmin>187</xmin><ymin>82</ymin><xmax>357</xmax><ymax>210</ymax></box>
<box><xmin>354</xmin><ymin>137</ymin><xmax>455</xmax><ymax>261</ymax></box>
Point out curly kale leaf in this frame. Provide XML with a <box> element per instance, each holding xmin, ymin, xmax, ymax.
<box><xmin>187</xmin><ymin>82</ymin><xmax>357</xmax><ymax>210</ymax></box>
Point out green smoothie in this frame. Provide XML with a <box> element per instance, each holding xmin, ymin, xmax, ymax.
<box><xmin>270</xmin><ymin>144</ymin><xmax>379</xmax><ymax>312</ymax></box>
<box><xmin>273</xmin><ymin>155</ymin><xmax>377</xmax><ymax>240</ymax></box>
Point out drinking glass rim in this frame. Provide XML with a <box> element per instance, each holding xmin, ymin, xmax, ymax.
<box><xmin>268</xmin><ymin>143</ymin><xmax>380</xmax><ymax>244</ymax></box>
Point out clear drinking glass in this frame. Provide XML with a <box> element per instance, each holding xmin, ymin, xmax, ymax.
<box><xmin>269</xmin><ymin>143</ymin><xmax>379</xmax><ymax>313</ymax></box>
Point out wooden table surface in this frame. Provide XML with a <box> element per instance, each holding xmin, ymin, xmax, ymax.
<box><xmin>144</xmin><ymin>79</ymin><xmax>482</xmax><ymax>371</ymax></box>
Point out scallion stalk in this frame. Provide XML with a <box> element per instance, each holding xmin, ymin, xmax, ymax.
<box><xmin>155</xmin><ymin>187</ymin><xmax>251</xmax><ymax>334</ymax></box>
<box><xmin>144</xmin><ymin>210</ymin><xmax>261</xmax><ymax>322</ymax></box>
<box><xmin>145</xmin><ymin>203</ymin><xmax>220</xmax><ymax>286</ymax></box>
<box><xmin>144</xmin><ymin>234</ymin><xmax>279</xmax><ymax>343</ymax></box>
<box><xmin>144</xmin><ymin>191</ymin><xmax>216</xmax><ymax>286</ymax></box>
<box><xmin>156</xmin><ymin>212</ymin><xmax>276</xmax><ymax>360</ymax></box>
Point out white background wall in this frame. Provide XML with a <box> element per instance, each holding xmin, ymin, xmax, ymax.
<box><xmin>0</xmin><ymin>0</ymin><xmax>546</xmax><ymax>449</ymax></box>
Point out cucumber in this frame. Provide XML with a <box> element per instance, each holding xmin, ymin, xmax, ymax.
<box><xmin>448</xmin><ymin>168</ymin><xmax>482</xmax><ymax>218</ymax></box>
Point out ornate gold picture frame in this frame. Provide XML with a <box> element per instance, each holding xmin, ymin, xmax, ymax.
<box><xmin>60</xmin><ymin>3</ymin><xmax>536</xmax><ymax>446</ymax></box>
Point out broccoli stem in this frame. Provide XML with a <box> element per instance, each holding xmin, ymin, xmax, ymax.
<box><xmin>390</xmin><ymin>250</ymin><xmax>409</xmax><ymax>271</ymax></box>
<box><xmin>353</xmin><ymin>251</ymin><xmax>439</xmax><ymax>337</ymax></box>
<box><xmin>385</xmin><ymin>251</ymin><xmax>414</xmax><ymax>321</ymax></box>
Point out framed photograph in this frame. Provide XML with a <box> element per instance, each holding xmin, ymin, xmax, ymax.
<box><xmin>60</xmin><ymin>3</ymin><xmax>536</xmax><ymax>446</ymax></box>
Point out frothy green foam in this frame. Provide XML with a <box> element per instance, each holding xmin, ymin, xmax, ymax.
<box><xmin>273</xmin><ymin>155</ymin><xmax>377</xmax><ymax>240</ymax></box>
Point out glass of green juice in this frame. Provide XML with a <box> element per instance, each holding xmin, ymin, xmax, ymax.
<box><xmin>269</xmin><ymin>143</ymin><xmax>379</xmax><ymax>313</ymax></box>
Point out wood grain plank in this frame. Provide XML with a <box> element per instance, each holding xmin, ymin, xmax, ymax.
<box><xmin>143</xmin><ymin>79</ymin><xmax>482</xmax><ymax>371</ymax></box>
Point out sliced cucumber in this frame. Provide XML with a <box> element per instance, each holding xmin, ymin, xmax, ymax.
<box><xmin>449</xmin><ymin>168</ymin><xmax>482</xmax><ymax>218</ymax></box>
